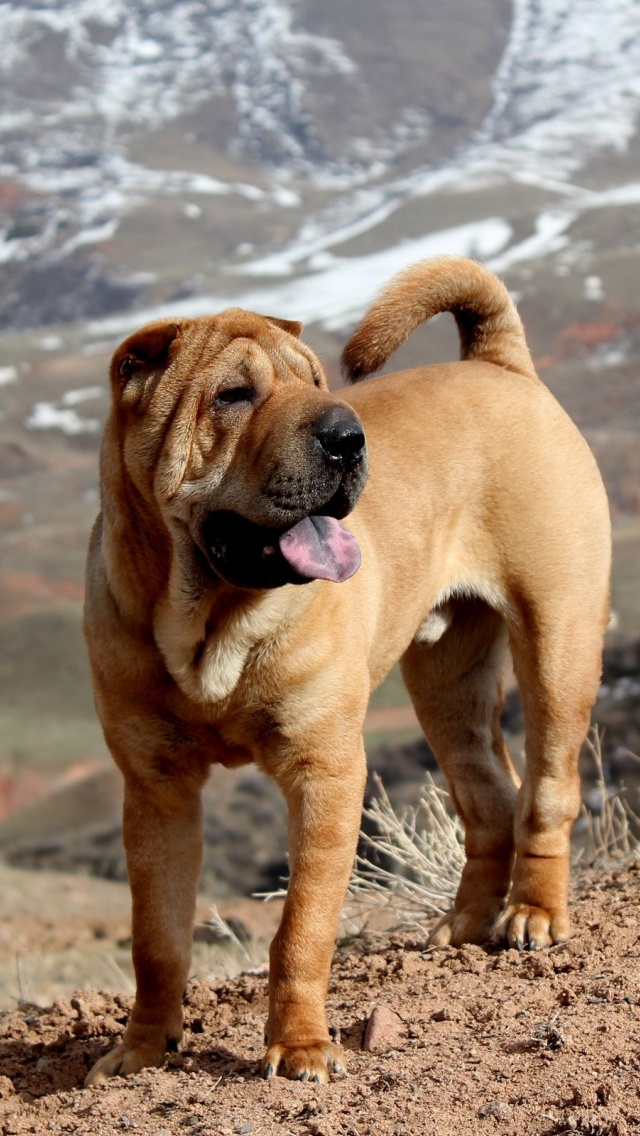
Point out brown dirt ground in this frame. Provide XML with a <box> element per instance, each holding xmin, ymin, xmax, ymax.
<box><xmin>0</xmin><ymin>864</ymin><xmax>639</xmax><ymax>1136</ymax></box>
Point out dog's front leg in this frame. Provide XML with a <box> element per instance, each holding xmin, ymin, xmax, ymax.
<box><xmin>85</xmin><ymin>771</ymin><xmax>204</xmax><ymax>1085</ymax></box>
<box><xmin>262</xmin><ymin>744</ymin><xmax>367</xmax><ymax>1083</ymax></box>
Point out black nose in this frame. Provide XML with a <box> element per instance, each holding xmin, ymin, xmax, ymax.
<box><xmin>314</xmin><ymin>406</ymin><xmax>366</xmax><ymax>466</ymax></box>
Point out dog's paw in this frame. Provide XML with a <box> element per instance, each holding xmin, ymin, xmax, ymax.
<box><xmin>428</xmin><ymin>907</ymin><xmax>499</xmax><ymax>948</ymax></box>
<box><xmin>496</xmin><ymin>903</ymin><xmax>571</xmax><ymax>952</ymax></box>
<box><xmin>261</xmin><ymin>1041</ymin><xmax>346</xmax><ymax>1084</ymax></box>
<box><xmin>84</xmin><ymin>1038</ymin><xmax>168</xmax><ymax>1086</ymax></box>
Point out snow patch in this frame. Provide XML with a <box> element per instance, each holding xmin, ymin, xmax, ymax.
<box><xmin>241</xmin><ymin>0</ymin><xmax>640</xmax><ymax>281</ymax></box>
<box><xmin>2</xmin><ymin>0</ymin><xmax>640</xmax><ymax>308</ymax></box>
<box><xmin>584</xmin><ymin>275</ymin><xmax>605</xmax><ymax>301</ymax></box>
<box><xmin>26</xmin><ymin>386</ymin><xmax>104</xmax><ymax>435</ymax></box>
<box><xmin>586</xmin><ymin>344</ymin><xmax>629</xmax><ymax>371</ymax></box>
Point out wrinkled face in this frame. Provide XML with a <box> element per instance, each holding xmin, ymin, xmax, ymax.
<box><xmin>108</xmin><ymin>308</ymin><xmax>368</xmax><ymax>589</ymax></box>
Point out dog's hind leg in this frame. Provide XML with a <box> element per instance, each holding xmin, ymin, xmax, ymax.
<box><xmin>401</xmin><ymin>599</ymin><xmax>520</xmax><ymax>947</ymax></box>
<box><xmin>498</xmin><ymin>596</ymin><xmax>607</xmax><ymax>950</ymax></box>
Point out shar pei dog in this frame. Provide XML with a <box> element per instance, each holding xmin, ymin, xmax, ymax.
<box><xmin>83</xmin><ymin>256</ymin><xmax>610</xmax><ymax>1085</ymax></box>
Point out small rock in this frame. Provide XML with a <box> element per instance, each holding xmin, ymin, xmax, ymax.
<box><xmin>0</xmin><ymin>1075</ymin><xmax>14</xmax><ymax>1098</ymax></box>
<box><xmin>362</xmin><ymin>1005</ymin><xmax>405</xmax><ymax>1053</ymax></box>
<box><xmin>478</xmin><ymin>1100</ymin><xmax>510</xmax><ymax>1119</ymax></box>
<box><xmin>168</xmin><ymin>1054</ymin><xmax>200</xmax><ymax>1072</ymax></box>
<box><xmin>431</xmin><ymin>1008</ymin><xmax>451</xmax><ymax>1022</ymax></box>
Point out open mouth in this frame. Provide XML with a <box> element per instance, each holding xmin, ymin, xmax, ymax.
<box><xmin>201</xmin><ymin>509</ymin><xmax>361</xmax><ymax>590</ymax></box>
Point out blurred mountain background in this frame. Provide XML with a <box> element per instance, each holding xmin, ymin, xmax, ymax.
<box><xmin>0</xmin><ymin>0</ymin><xmax>639</xmax><ymax>904</ymax></box>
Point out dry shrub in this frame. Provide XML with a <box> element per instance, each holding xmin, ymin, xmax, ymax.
<box><xmin>343</xmin><ymin>730</ymin><xmax>640</xmax><ymax>932</ymax></box>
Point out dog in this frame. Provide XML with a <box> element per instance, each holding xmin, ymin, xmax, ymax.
<box><xmin>83</xmin><ymin>256</ymin><xmax>610</xmax><ymax>1086</ymax></box>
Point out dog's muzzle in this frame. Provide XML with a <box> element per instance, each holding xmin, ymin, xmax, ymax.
<box><xmin>200</xmin><ymin>405</ymin><xmax>368</xmax><ymax>591</ymax></box>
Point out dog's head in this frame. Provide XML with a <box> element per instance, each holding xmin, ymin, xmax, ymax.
<box><xmin>107</xmin><ymin>309</ymin><xmax>368</xmax><ymax>590</ymax></box>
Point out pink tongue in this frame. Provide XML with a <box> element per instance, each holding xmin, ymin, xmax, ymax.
<box><xmin>278</xmin><ymin>516</ymin><xmax>361</xmax><ymax>583</ymax></box>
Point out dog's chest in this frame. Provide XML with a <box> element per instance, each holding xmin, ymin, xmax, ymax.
<box><xmin>154</xmin><ymin>586</ymin><xmax>293</xmax><ymax>707</ymax></box>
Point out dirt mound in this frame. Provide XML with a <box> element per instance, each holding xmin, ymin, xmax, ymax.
<box><xmin>0</xmin><ymin>864</ymin><xmax>639</xmax><ymax>1135</ymax></box>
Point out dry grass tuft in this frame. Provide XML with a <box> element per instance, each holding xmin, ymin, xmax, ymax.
<box><xmin>192</xmin><ymin>904</ymin><xmax>272</xmax><ymax>979</ymax></box>
<box><xmin>343</xmin><ymin>772</ymin><xmax>465</xmax><ymax>930</ymax></box>
<box><xmin>575</xmin><ymin>729</ymin><xmax>640</xmax><ymax>867</ymax></box>
<box><xmin>194</xmin><ymin>904</ymin><xmax>253</xmax><ymax>965</ymax></box>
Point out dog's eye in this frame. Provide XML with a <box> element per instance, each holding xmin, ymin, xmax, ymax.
<box><xmin>214</xmin><ymin>386</ymin><xmax>255</xmax><ymax>407</ymax></box>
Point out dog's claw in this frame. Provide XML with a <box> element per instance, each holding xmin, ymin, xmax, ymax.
<box><xmin>84</xmin><ymin>1037</ymin><xmax>169</xmax><ymax>1086</ymax></box>
<box><xmin>261</xmin><ymin>1040</ymin><xmax>346</xmax><ymax>1084</ymax></box>
<box><xmin>428</xmin><ymin>905</ymin><xmax>503</xmax><ymax>948</ymax></box>
<box><xmin>499</xmin><ymin>903</ymin><xmax>570</xmax><ymax>953</ymax></box>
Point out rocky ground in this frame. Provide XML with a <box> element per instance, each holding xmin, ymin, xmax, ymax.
<box><xmin>0</xmin><ymin>862</ymin><xmax>639</xmax><ymax>1135</ymax></box>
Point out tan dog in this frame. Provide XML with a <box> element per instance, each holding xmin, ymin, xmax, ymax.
<box><xmin>83</xmin><ymin>256</ymin><xmax>610</xmax><ymax>1087</ymax></box>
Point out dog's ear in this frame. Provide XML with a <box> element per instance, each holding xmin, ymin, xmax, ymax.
<box><xmin>111</xmin><ymin>322</ymin><xmax>184</xmax><ymax>407</ymax></box>
<box><xmin>264</xmin><ymin>316</ymin><xmax>303</xmax><ymax>338</ymax></box>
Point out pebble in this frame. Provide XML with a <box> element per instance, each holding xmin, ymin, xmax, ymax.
<box><xmin>362</xmin><ymin>1005</ymin><xmax>405</xmax><ymax>1053</ymax></box>
<box><xmin>431</xmin><ymin>1008</ymin><xmax>451</xmax><ymax>1022</ymax></box>
<box><xmin>478</xmin><ymin>1100</ymin><xmax>510</xmax><ymax>1119</ymax></box>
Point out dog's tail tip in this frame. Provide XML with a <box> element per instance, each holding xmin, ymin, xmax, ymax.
<box><xmin>341</xmin><ymin>324</ymin><xmax>407</xmax><ymax>384</ymax></box>
<box><xmin>341</xmin><ymin>255</ymin><xmax>536</xmax><ymax>382</ymax></box>
<box><xmin>340</xmin><ymin>347</ymin><xmax>367</xmax><ymax>385</ymax></box>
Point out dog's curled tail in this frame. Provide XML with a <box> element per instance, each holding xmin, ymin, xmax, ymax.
<box><xmin>341</xmin><ymin>256</ymin><xmax>536</xmax><ymax>383</ymax></box>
